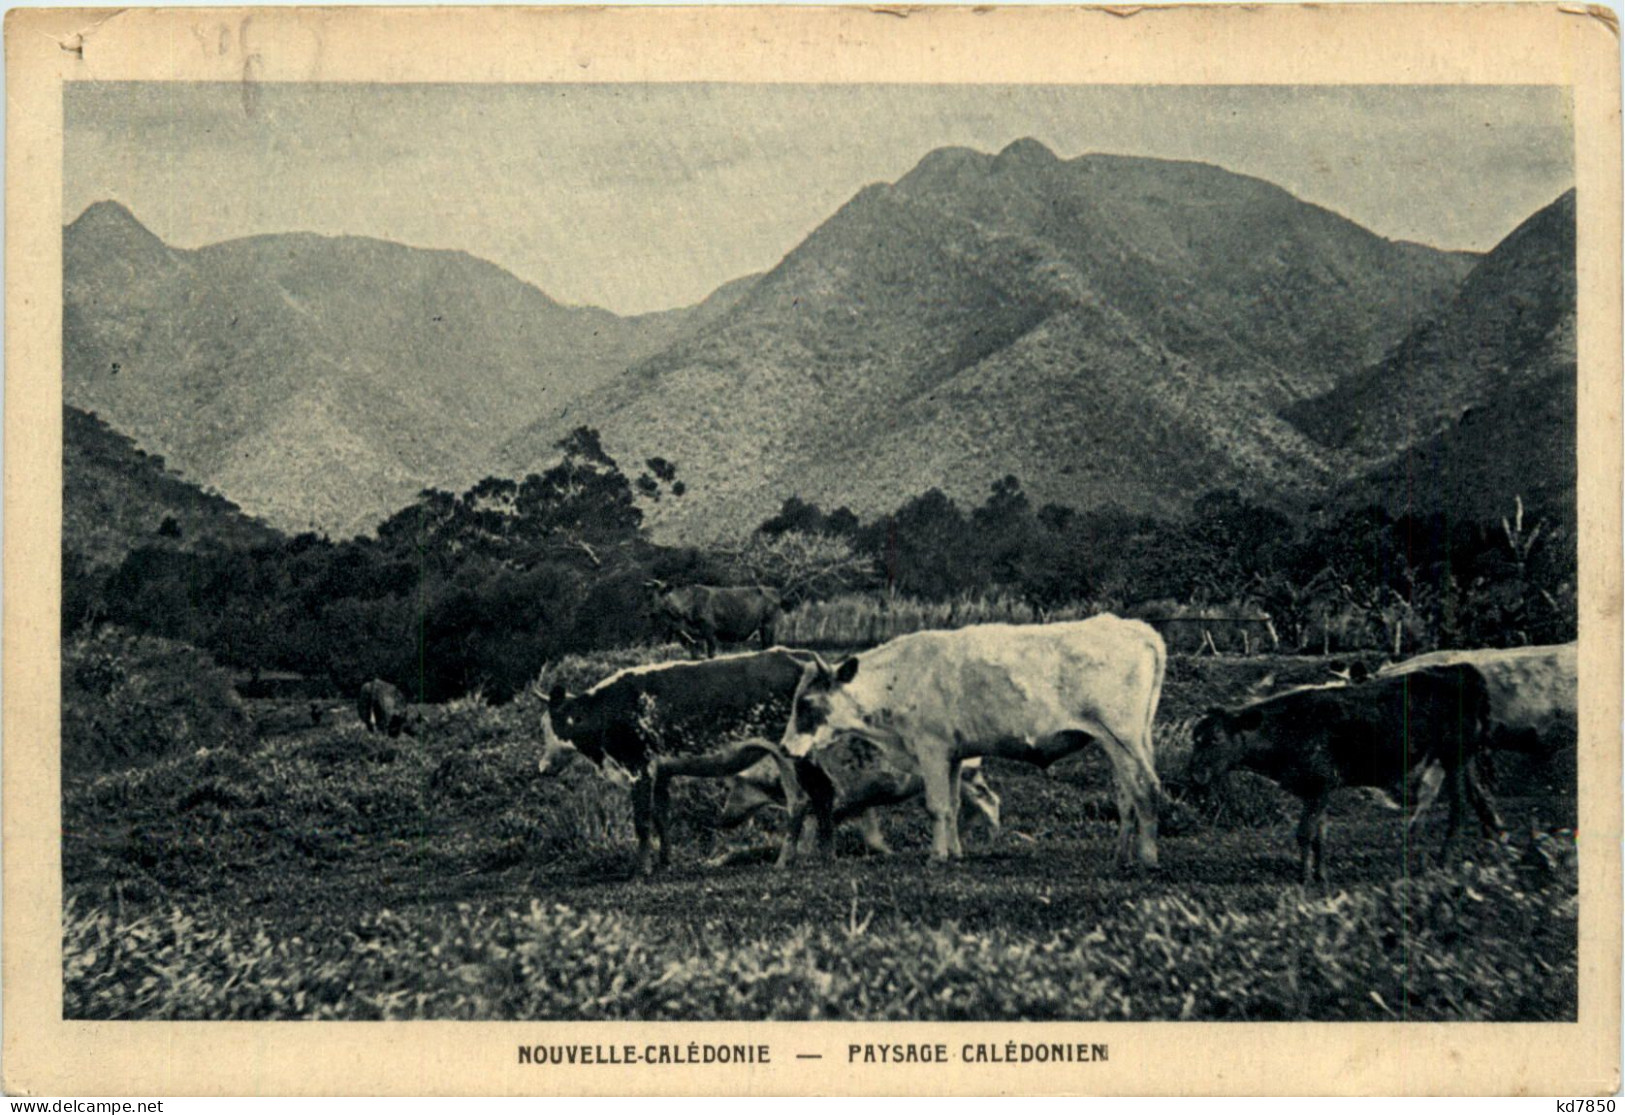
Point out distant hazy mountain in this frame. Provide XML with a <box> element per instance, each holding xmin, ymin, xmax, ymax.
<box><xmin>63</xmin><ymin>202</ymin><xmax>746</xmax><ymax>538</ymax></box>
<box><xmin>1305</xmin><ymin>190</ymin><xmax>1578</xmax><ymax>521</ymax></box>
<box><xmin>502</xmin><ymin>140</ymin><xmax>1477</xmax><ymax>541</ymax></box>
<box><xmin>64</xmin><ymin>404</ymin><xmax>280</xmax><ymax>569</ymax></box>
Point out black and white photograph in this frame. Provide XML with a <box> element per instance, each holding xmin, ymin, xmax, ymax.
<box><xmin>6</xmin><ymin>3</ymin><xmax>1621</xmax><ymax>1098</ymax></box>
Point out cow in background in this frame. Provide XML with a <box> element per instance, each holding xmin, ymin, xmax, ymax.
<box><xmin>357</xmin><ymin>679</ymin><xmax>409</xmax><ymax>737</ymax></box>
<box><xmin>653</xmin><ymin>583</ymin><xmax>783</xmax><ymax>658</ymax></box>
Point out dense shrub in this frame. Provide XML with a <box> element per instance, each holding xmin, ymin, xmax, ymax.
<box><xmin>63</xmin><ymin>834</ymin><xmax>1576</xmax><ymax>1021</ymax></box>
<box><xmin>62</xmin><ymin>629</ymin><xmax>252</xmax><ymax>775</ymax></box>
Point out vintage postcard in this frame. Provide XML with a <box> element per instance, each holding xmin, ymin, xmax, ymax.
<box><xmin>4</xmin><ymin>3</ymin><xmax>1620</xmax><ymax>1098</ymax></box>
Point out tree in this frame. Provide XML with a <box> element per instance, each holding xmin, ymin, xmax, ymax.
<box><xmin>717</xmin><ymin>530</ymin><xmax>878</xmax><ymax>604</ymax></box>
<box><xmin>864</xmin><ymin>489</ymin><xmax>977</xmax><ymax>599</ymax></box>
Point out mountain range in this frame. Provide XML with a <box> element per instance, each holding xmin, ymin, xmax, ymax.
<box><xmin>1293</xmin><ymin>189</ymin><xmax>1577</xmax><ymax>523</ymax></box>
<box><xmin>64</xmin><ymin>201</ymin><xmax>749</xmax><ymax>538</ymax></box>
<box><xmin>64</xmin><ymin>141</ymin><xmax>1576</xmax><ymax>543</ymax></box>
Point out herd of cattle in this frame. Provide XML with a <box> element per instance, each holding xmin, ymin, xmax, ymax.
<box><xmin>356</xmin><ymin>613</ymin><xmax>1579</xmax><ymax>884</ymax></box>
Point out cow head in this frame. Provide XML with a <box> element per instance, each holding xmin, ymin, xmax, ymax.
<box><xmin>657</xmin><ymin>585</ymin><xmax>699</xmax><ymax>618</ymax></box>
<box><xmin>1186</xmin><ymin>704</ymin><xmax>1265</xmax><ymax>788</ymax></box>
<box><xmin>782</xmin><ymin>654</ymin><xmax>865</xmax><ymax>756</ymax></box>
<box><xmin>536</xmin><ymin>685</ymin><xmax>624</xmax><ymax>782</ymax></box>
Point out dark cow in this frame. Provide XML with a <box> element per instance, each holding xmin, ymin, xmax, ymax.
<box><xmin>1187</xmin><ymin>664</ymin><xmax>1494</xmax><ymax>883</ymax></box>
<box><xmin>537</xmin><ymin>649</ymin><xmax>819</xmax><ymax>876</ymax></box>
<box><xmin>779</xmin><ymin>616</ymin><xmax>1166</xmax><ymax>868</ymax></box>
<box><xmin>656</xmin><ymin>584</ymin><xmax>782</xmax><ymax>658</ymax></box>
<box><xmin>1378</xmin><ymin>643</ymin><xmax>1578</xmax><ymax>827</ymax></box>
<box><xmin>357</xmin><ymin>679</ymin><xmax>408</xmax><ymax>737</ymax></box>
<box><xmin>719</xmin><ymin>742</ymin><xmax>1002</xmax><ymax>855</ymax></box>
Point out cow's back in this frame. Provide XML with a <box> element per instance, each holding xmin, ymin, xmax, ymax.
<box><xmin>596</xmin><ymin>649</ymin><xmax>809</xmax><ymax>756</ymax></box>
<box><xmin>1379</xmin><ymin>644</ymin><xmax>1576</xmax><ymax>752</ymax></box>
<box><xmin>848</xmin><ymin>616</ymin><xmax>1164</xmax><ymax>744</ymax></box>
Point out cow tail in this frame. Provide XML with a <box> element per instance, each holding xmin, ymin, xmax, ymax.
<box><xmin>1471</xmin><ymin>667</ymin><xmax>1493</xmax><ymax>755</ymax></box>
<box><xmin>1142</xmin><ymin>636</ymin><xmax>1169</xmax><ymax>799</ymax></box>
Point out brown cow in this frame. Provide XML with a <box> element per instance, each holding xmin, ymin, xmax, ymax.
<box><xmin>655</xmin><ymin>584</ymin><xmax>782</xmax><ymax>658</ymax></box>
<box><xmin>357</xmin><ymin>679</ymin><xmax>408</xmax><ymax>737</ymax></box>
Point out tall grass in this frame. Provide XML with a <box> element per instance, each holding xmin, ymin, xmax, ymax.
<box><xmin>62</xmin><ymin>628</ymin><xmax>252</xmax><ymax>776</ymax></box>
<box><xmin>64</xmin><ymin>832</ymin><xmax>1577</xmax><ymax>1021</ymax></box>
<box><xmin>775</xmin><ymin>592</ymin><xmax>1106</xmax><ymax>650</ymax></box>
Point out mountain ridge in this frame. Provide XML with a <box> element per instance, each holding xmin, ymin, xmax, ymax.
<box><xmin>68</xmin><ymin>146</ymin><xmax>1570</xmax><ymax>548</ymax></box>
<box><xmin>63</xmin><ymin>204</ymin><xmax>748</xmax><ymax>537</ymax></box>
<box><xmin>503</xmin><ymin>140</ymin><xmax>1479</xmax><ymax>541</ymax></box>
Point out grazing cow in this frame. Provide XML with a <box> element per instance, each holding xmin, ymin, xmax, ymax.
<box><xmin>357</xmin><ymin>679</ymin><xmax>408</xmax><ymax>737</ymax></box>
<box><xmin>1186</xmin><ymin>664</ymin><xmax>1493</xmax><ymax>883</ymax></box>
<box><xmin>1378</xmin><ymin>643</ymin><xmax>1578</xmax><ymax>827</ymax></box>
<box><xmin>655</xmin><ymin>584</ymin><xmax>782</xmax><ymax>658</ymax></box>
<box><xmin>538</xmin><ymin>649</ymin><xmax>818</xmax><ymax>876</ymax></box>
<box><xmin>718</xmin><ymin>742</ymin><xmax>1002</xmax><ymax>855</ymax></box>
<box><xmin>780</xmin><ymin>616</ymin><xmax>1166</xmax><ymax>867</ymax></box>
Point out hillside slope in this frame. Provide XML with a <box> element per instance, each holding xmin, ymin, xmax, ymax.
<box><xmin>64</xmin><ymin>404</ymin><xmax>281</xmax><ymax>569</ymax></box>
<box><xmin>63</xmin><ymin>202</ymin><xmax>742</xmax><ymax>538</ymax></box>
<box><xmin>504</xmin><ymin>141</ymin><xmax>1475</xmax><ymax>541</ymax></box>
<box><xmin>1295</xmin><ymin>189</ymin><xmax>1577</xmax><ymax>521</ymax></box>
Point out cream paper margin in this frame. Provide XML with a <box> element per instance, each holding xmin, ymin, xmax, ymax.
<box><xmin>4</xmin><ymin>4</ymin><xmax>1620</xmax><ymax>1097</ymax></box>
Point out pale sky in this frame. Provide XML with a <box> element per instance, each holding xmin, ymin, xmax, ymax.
<box><xmin>65</xmin><ymin>83</ymin><xmax>1574</xmax><ymax>315</ymax></box>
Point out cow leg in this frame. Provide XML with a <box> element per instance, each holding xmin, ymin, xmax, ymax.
<box><xmin>1094</xmin><ymin>737</ymin><xmax>1158</xmax><ymax>871</ymax></box>
<box><xmin>1296</xmin><ymin>795</ymin><xmax>1330</xmax><ymax>884</ymax></box>
<box><xmin>1135</xmin><ymin>778</ymin><xmax>1160</xmax><ymax>870</ymax></box>
<box><xmin>1111</xmin><ymin>780</ymin><xmax>1137</xmax><ymax>870</ymax></box>
<box><xmin>946</xmin><ymin>759</ymin><xmax>965</xmax><ymax>858</ymax></box>
<box><xmin>1406</xmin><ymin>761</ymin><xmax>1446</xmax><ymax>837</ymax></box>
<box><xmin>630</xmin><ymin>774</ymin><xmax>657</xmax><ymax>878</ymax></box>
<box><xmin>1438</xmin><ymin>764</ymin><xmax>1470</xmax><ymax>865</ymax></box>
<box><xmin>1466</xmin><ymin>756</ymin><xmax>1506</xmax><ymax>836</ymax></box>
<box><xmin>651</xmin><ymin>767</ymin><xmax>673</xmax><ymax>870</ymax></box>
<box><xmin>920</xmin><ymin>753</ymin><xmax>958</xmax><ymax>862</ymax></box>
<box><xmin>704</xmin><ymin>634</ymin><xmax>718</xmax><ymax>659</ymax></box>
<box><xmin>761</xmin><ymin>750</ymin><xmax>827</xmax><ymax>869</ymax></box>
<box><xmin>856</xmin><ymin>810</ymin><xmax>894</xmax><ymax>855</ymax></box>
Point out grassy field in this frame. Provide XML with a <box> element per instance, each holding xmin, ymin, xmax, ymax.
<box><xmin>62</xmin><ymin>652</ymin><xmax>1579</xmax><ymax>1021</ymax></box>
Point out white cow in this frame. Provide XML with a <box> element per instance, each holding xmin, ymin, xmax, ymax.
<box><xmin>779</xmin><ymin>616</ymin><xmax>1167</xmax><ymax>867</ymax></box>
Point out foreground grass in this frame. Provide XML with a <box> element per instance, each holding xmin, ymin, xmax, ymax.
<box><xmin>65</xmin><ymin>835</ymin><xmax>1576</xmax><ymax>1021</ymax></box>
